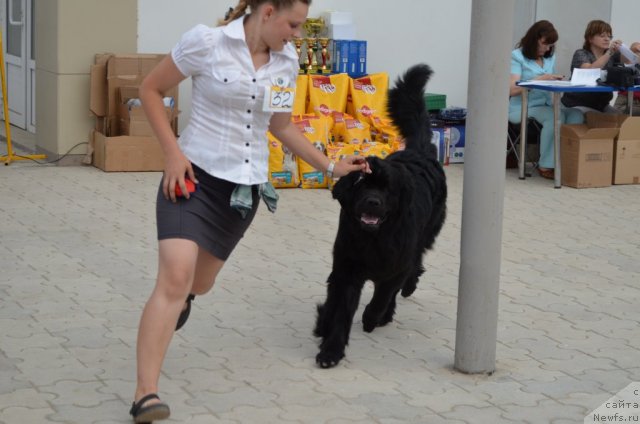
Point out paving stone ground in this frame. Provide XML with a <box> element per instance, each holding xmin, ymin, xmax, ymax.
<box><xmin>1</xmin><ymin>132</ymin><xmax>639</xmax><ymax>423</ymax></box>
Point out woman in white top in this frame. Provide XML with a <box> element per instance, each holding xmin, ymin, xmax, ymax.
<box><xmin>130</xmin><ymin>0</ymin><xmax>368</xmax><ymax>421</ymax></box>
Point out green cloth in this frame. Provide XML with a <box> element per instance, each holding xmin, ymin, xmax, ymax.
<box><xmin>230</xmin><ymin>182</ymin><xmax>279</xmax><ymax>219</ymax></box>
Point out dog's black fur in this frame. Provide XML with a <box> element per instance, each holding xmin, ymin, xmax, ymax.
<box><xmin>314</xmin><ymin>64</ymin><xmax>447</xmax><ymax>368</ymax></box>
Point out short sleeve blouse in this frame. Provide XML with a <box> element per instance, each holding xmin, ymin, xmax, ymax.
<box><xmin>171</xmin><ymin>19</ymin><xmax>300</xmax><ymax>185</ymax></box>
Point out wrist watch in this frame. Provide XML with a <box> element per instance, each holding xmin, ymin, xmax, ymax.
<box><xmin>326</xmin><ymin>161</ymin><xmax>335</xmax><ymax>178</ymax></box>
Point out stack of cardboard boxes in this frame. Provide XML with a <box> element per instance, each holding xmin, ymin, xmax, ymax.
<box><xmin>89</xmin><ymin>54</ymin><xmax>178</xmax><ymax>171</ymax></box>
<box><xmin>561</xmin><ymin>112</ymin><xmax>640</xmax><ymax>188</ymax></box>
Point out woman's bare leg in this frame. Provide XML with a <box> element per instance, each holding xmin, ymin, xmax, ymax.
<box><xmin>133</xmin><ymin>239</ymin><xmax>226</xmax><ymax>405</ymax></box>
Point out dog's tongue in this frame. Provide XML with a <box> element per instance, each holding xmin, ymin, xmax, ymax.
<box><xmin>361</xmin><ymin>214</ymin><xmax>380</xmax><ymax>225</ymax></box>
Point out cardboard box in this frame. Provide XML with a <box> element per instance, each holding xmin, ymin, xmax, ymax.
<box><xmin>89</xmin><ymin>54</ymin><xmax>178</xmax><ymax>171</ymax></box>
<box><xmin>582</xmin><ymin>112</ymin><xmax>640</xmax><ymax>185</ymax></box>
<box><xmin>92</xmin><ymin>130</ymin><xmax>164</xmax><ymax>172</ymax></box>
<box><xmin>560</xmin><ymin>120</ymin><xmax>616</xmax><ymax>188</ymax></box>
<box><xmin>118</xmin><ymin>86</ymin><xmax>176</xmax><ymax>137</ymax></box>
<box><xmin>90</xmin><ymin>53</ymin><xmax>178</xmax><ymax>136</ymax></box>
<box><xmin>612</xmin><ymin>117</ymin><xmax>640</xmax><ymax>184</ymax></box>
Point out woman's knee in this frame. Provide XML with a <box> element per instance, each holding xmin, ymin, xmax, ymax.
<box><xmin>156</xmin><ymin>239</ymin><xmax>199</xmax><ymax>299</ymax></box>
<box><xmin>563</xmin><ymin>108</ymin><xmax>584</xmax><ymax>124</ymax></box>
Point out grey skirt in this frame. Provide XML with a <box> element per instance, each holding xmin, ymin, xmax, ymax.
<box><xmin>156</xmin><ymin>164</ymin><xmax>259</xmax><ymax>260</ymax></box>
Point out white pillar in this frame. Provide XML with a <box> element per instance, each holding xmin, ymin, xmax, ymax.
<box><xmin>454</xmin><ymin>0</ymin><xmax>515</xmax><ymax>374</ymax></box>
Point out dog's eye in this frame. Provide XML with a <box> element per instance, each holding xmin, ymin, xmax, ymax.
<box><xmin>354</xmin><ymin>173</ymin><xmax>365</xmax><ymax>185</ymax></box>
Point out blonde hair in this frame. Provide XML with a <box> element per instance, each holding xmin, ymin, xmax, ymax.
<box><xmin>218</xmin><ymin>0</ymin><xmax>311</xmax><ymax>26</ymax></box>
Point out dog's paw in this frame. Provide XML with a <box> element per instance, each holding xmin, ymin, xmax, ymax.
<box><xmin>401</xmin><ymin>284</ymin><xmax>416</xmax><ymax>298</ymax></box>
<box><xmin>362</xmin><ymin>309</ymin><xmax>378</xmax><ymax>333</ymax></box>
<box><xmin>316</xmin><ymin>350</ymin><xmax>344</xmax><ymax>368</ymax></box>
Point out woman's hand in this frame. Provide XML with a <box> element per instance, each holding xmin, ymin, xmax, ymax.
<box><xmin>537</xmin><ymin>73</ymin><xmax>564</xmax><ymax>81</ymax></box>
<box><xmin>332</xmin><ymin>155</ymin><xmax>371</xmax><ymax>178</ymax></box>
<box><xmin>610</xmin><ymin>39</ymin><xmax>623</xmax><ymax>53</ymax></box>
<box><xmin>162</xmin><ymin>153</ymin><xmax>197</xmax><ymax>202</ymax></box>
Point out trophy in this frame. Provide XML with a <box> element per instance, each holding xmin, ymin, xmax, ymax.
<box><xmin>305</xmin><ymin>37</ymin><xmax>319</xmax><ymax>73</ymax></box>
<box><xmin>318</xmin><ymin>38</ymin><xmax>331</xmax><ymax>74</ymax></box>
<box><xmin>293</xmin><ymin>38</ymin><xmax>305</xmax><ymax>74</ymax></box>
<box><xmin>303</xmin><ymin>18</ymin><xmax>326</xmax><ymax>74</ymax></box>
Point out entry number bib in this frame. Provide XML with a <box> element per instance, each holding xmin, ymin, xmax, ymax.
<box><xmin>263</xmin><ymin>86</ymin><xmax>295</xmax><ymax>112</ymax></box>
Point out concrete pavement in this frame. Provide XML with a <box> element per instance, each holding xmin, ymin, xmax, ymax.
<box><xmin>1</xmin><ymin>132</ymin><xmax>639</xmax><ymax>423</ymax></box>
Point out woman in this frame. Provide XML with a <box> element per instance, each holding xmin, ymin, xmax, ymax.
<box><xmin>129</xmin><ymin>0</ymin><xmax>368</xmax><ymax>421</ymax></box>
<box><xmin>561</xmin><ymin>20</ymin><xmax>624</xmax><ymax>114</ymax></box>
<box><xmin>509</xmin><ymin>20</ymin><xmax>584</xmax><ymax>180</ymax></box>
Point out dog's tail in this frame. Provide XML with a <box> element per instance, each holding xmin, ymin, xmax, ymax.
<box><xmin>387</xmin><ymin>64</ymin><xmax>433</xmax><ymax>153</ymax></box>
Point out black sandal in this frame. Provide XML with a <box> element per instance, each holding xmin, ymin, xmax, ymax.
<box><xmin>129</xmin><ymin>393</ymin><xmax>170</xmax><ymax>423</ymax></box>
<box><xmin>175</xmin><ymin>294</ymin><xmax>195</xmax><ymax>331</ymax></box>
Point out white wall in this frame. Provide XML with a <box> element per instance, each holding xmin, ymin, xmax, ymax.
<box><xmin>138</xmin><ymin>0</ymin><xmax>640</xmax><ymax>131</ymax></box>
<box><xmin>611</xmin><ymin>0</ymin><xmax>640</xmax><ymax>47</ymax></box>
<box><xmin>137</xmin><ymin>0</ymin><xmax>473</xmax><ymax>130</ymax></box>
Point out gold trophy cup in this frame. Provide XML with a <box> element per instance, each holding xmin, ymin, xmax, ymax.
<box><xmin>318</xmin><ymin>38</ymin><xmax>331</xmax><ymax>74</ymax></box>
<box><xmin>303</xmin><ymin>18</ymin><xmax>326</xmax><ymax>74</ymax></box>
<box><xmin>293</xmin><ymin>38</ymin><xmax>305</xmax><ymax>74</ymax></box>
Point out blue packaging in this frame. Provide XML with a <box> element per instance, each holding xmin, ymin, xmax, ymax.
<box><xmin>347</xmin><ymin>40</ymin><xmax>367</xmax><ymax>77</ymax></box>
<box><xmin>430</xmin><ymin>120</ymin><xmax>450</xmax><ymax>165</ymax></box>
<box><xmin>444</xmin><ymin>119</ymin><xmax>465</xmax><ymax>163</ymax></box>
<box><xmin>332</xmin><ymin>40</ymin><xmax>350</xmax><ymax>74</ymax></box>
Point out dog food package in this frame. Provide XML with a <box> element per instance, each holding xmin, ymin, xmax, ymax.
<box><xmin>334</xmin><ymin>117</ymin><xmax>372</xmax><ymax>146</ymax></box>
<box><xmin>307</xmin><ymin>73</ymin><xmax>350</xmax><ymax>118</ymax></box>
<box><xmin>326</xmin><ymin>144</ymin><xmax>360</xmax><ymax>189</ymax></box>
<box><xmin>292</xmin><ymin>113</ymin><xmax>334</xmax><ymax>133</ymax></box>
<box><xmin>360</xmin><ymin>142</ymin><xmax>393</xmax><ymax>159</ymax></box>
<box><xmin>348</xmin><ymin>73</ymin><xmax>390</xmax><ymax>123</ymax></box>
<box><xmin>267</xmin><ymin>131</ymin><xmax>300</xmax><ymax>188</ymax></box>
<box><xmin>293</xmin><ymin>119</ymin><xmax>330</xmax><ymax>189</ymax></box>
<box><xmin>292</xmin><ymin>74</ymin><xmax>309</xmax><ymax>115</ymax></box>
<box><xmin>329</xmin><ymin>111</ymin><xmax>353</xmax><ymax>144</ymax></box>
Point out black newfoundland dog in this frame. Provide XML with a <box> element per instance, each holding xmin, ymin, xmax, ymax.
<box><xmin>314</xmin><ymin>64</ymin><xmax>447</xmax><ymax>368</ymax></box>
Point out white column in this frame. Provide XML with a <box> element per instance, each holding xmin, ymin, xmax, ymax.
<box><xmin>454</xmin><ymin>0</ymin><xmax>515</xmax><ymax>374</ymax></box>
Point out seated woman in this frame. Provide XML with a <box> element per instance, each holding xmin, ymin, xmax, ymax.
<box><xmin>561</xmin><ymin>20</ymin><xmax>624</xmax><ymax>114</ymax></box>
<box><xmin>509</xmin><ymin>20</ymin><xmax>584</xmax><ymax>180</ymax></box>
<box><xmin>613</xmin><ymin>41</ymin><xmax>640</xmax><ymax>115</ymax></box>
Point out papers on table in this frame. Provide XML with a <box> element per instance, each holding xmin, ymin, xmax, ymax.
<box><xmin>570</xmin><ymin>68</ymin><xmax>601</xmax><ymax>86</ymax></box>
<box><xmin>519</xmin><ymin>68</ymin><xmax>602</xmax><ymax>87</ymax></box>
<box><xmin>518</xmin><ymin>80</ymin><xmax>576</xmax><ymax>87</ymax></box>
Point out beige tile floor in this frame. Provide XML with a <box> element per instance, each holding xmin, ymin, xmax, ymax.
<box><xmin>1</xmin><ymin>127</ymin><xmax>639</xmax><ymax>423</ymax></box>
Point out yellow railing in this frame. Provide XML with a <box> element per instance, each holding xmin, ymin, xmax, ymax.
<box><xmin>0</xmin><ymin>30</ymin><xmax>45</xmax><ymax>165</ymax></box>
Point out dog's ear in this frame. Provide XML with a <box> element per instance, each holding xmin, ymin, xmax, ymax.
<box><xmin>331</xmin><ymin>172</ymin><xmax>359</xmax><ymax>207</ymax></box>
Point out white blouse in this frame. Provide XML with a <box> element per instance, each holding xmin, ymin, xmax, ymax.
<box><xmin>171</xmin><ymin>17</ymin><xmax>299</xmax><ymax>185</ymax></box>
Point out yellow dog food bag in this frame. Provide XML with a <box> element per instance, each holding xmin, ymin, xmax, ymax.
<box><xmin>334</xmin><ymin>117</ymin><xmax>372</xmax><ymax>146</ymax></box>
<box><xmin>348</xmin><ymin>73</ymin><xmax>390</xmax><ymax>123</ymax></box>
<box><xmin>360</xmin><ymin>142</ymin><xmax>393</xmax><ymax>159</ymax></box>
<box><xmin>267</xmin><ymin>131</ymin><xmax>300</xmax><ymax>188</ymax></box>
<box><xmin>326</xmin><ymin>144</ymin><xmax>360</xmax><ymax>190</ymax></box>
<box><xmin>293</xmin><ymin>118</ymin><xmax>330</xmax><ymax>189</ymax></box>
<box><xmin>292</xmin><ymin>74</ymin><xmax>308</xmax><ymax>115</ymax></box>
<box><xmin>307</xmin><ymin>73</ymin><xmax>350</xmax><ymax>118</ymax></box>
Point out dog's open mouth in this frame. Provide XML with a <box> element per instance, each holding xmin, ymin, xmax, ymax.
<box><xmin>360</xmin><ymin>213</ymin><xmax>384</xmax><ymax>230</ymax></box>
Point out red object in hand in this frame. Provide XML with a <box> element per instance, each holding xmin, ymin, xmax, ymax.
<box><xmin>175</xmin><ymin>178</ymin><xmax>197</xmax><ymax>197</ymax></box>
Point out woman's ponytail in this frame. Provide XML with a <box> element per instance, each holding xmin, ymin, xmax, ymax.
<box><xmin>218</xmin><ymin>0</ymin><xmax>250</xmax><ymax>26</ymax></box>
